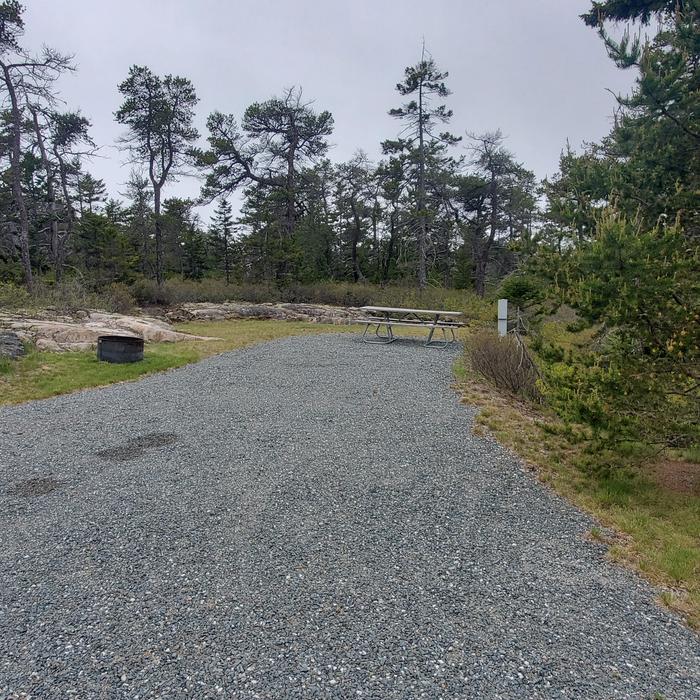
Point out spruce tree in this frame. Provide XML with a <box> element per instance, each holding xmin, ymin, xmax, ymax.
<box><xmin>210</xmin><ymin>198</ymin><xmax>235</xmax><ymax>283</ymax></box>
<box><xmin>383</xmin><ymin>49</ymin><xmax>459</xmax><ymax>289</ymax></box>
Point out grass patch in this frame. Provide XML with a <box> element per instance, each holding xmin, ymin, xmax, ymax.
<box><xmin>455</xmin><ymin>335</ymin><xmax>700</xmax><ymax>629</ymax></box>
<box><xmin>0</xmin><ymin>319</ymin><xmax>359</xmax><ymax>406</ymax></box>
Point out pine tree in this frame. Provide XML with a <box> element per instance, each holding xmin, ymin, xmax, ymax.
<box><xmin>383</xmin><ymin>48</ymin><xmax>459</xmax><ymax>289</ymax></box>
<box><xmin>115</xmin><ymin>65</ymin><xmax>199</xmax><ymax>285</ymax></box>
<box><xmin>76</xmin><ymin>173</ymin><xmax>107</xmax><ymax>214</ymax></box>
<box><xmin>209</xmin><ymin>198</ymin><xmax>235</xmax><ymax>283</ymax></box>
<box><xmin>202</xmin><ymin>87</ymin><xmax>333</xmax><ymax>240</ymax></box>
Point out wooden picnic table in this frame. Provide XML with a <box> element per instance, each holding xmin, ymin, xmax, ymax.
<box><xmin>356</xmin><ymin>305</ymin><xmax>465</xmax><ymax>348</ymax></box>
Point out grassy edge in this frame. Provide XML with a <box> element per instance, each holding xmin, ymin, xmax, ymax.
<box><xmin>452</xmin><ymin>354</ymin><xmax>700</xmax><ymax>630</ymax></box>
<box><xmin>0</xmin><ymin>320</ymin><xmax>360</xmax><ymax>407</ymax></box>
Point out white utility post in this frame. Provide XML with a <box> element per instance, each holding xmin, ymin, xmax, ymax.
<box><xmin>497</xmin><ymin>298</ymin><xmax>508</xmax><ymax>337</ymax></box>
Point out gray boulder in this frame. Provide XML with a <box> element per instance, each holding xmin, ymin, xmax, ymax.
<box><xmin>0</xmin><ymin>331</ymin><xmax>25</xmax><ymax>360</ymax></box>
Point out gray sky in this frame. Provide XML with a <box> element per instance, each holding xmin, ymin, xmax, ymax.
<box><xmin>24</xmin><ymin>0</ymin><xmax>635</xmax><ymax>220</ymax></box>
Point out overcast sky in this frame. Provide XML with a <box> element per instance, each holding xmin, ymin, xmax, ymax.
<box><xmin>24</xmin><ymin>0</ymin><xmax>635</xmax><ymax>221</ymax></box>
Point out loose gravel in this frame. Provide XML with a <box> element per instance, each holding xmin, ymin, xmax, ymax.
<box><xmin>0</xmin><ymin>334</ymin><xmax>698</xmax><ymax>699</ymax></box>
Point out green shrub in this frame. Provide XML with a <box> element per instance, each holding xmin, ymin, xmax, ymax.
<box><xmin>31</xmin><ymin>278</ymin><xmax>103</xmax><ymax>314</ymax></box>
<box><xmin>498</xmin><ymin>273</ymin><xmax>543</xmax><ymax>309</ymax></box>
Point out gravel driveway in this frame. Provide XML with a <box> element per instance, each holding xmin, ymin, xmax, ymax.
<box><xmin>1</xmin><ymin>334</ymin><xmax>698</xmax><ymax>699</ymax></box>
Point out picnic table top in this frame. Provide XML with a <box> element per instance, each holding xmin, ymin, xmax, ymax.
<box><xmin>361</xmin><ymin>305</ymin><xmax>464</xmax><ymax>317</ymax></box>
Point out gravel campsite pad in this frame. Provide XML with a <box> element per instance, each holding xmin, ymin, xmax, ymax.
<box><xmin>0</xmin><ymin>334</ymin><xmax>698</xmax><ymax>699</ymax></box>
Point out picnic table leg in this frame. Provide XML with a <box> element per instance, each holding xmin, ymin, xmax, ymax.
<box><xmin>424</xmin><ymin>315</ymin><xmax>446</xmax><ymax>348</ymax></box>
<box><xmin>362</xmin><ymin>321</ymin><xmax>395</xmax><ymax>344</ymax></box>
<box><xmin>425</xmin><ymin>328</ymin><xmax>449</xmax><ymax>348</ymax></box>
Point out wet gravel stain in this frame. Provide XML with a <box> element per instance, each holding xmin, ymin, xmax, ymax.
<box><xmin>95</xmin><ymin>431</ymin><xmax>179</xmax><ymax>462</ymax></box>
<box><xmin>7</xmin><ymin>476</ymin><xmax>62</xmax><ymax>497</ymax></box>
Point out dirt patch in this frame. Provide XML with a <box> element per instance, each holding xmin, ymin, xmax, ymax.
<box><xmin>650</xmin><ymin>459</ymin><xmax>700</xmax><ymax>495</ymax></box>
<box><xmin>8</xmin><ymin>477</ymin><xmax>62</xmax><ymax>497</ymax></box>
<box><xmin>96</xmin><ymin>431</ymin><xmax>179</xmax><ymax>462</ymax></box>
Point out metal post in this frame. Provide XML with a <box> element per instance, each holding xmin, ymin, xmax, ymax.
<box><xmin>498</xmin><ymin>298</ymin><xmax>508</xmax><ymax>337</ymax></box>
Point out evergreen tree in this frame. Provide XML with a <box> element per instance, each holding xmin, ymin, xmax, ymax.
<box><xmin>383</xmin><ymin>49</ymin><xmax>460</xmax><ymax>289</ymax></box>
<box><xmin>529</xmin><ymin>0</ymin><xmax>700</xmax><ymax>448</ymax></box>
<box><xmin>467</xmin><ymin>131</ymin><xmax>534</xmax><ymax>296</ymax></box>
<box><xmin>335</xmin><ymin>153</ymin><xmax>374</xmax><ymax>282</ymax></box>
<box><xmin>115</xmin><ymin>65</ymin><xmax>199</xmax><ymax>285</ymax></box>
<box><xmin>0</xmin><ymin>0</ymin><xmax>73</xmax><ymax>287</ymax></box>
<box><xmin>209</xmin><ymin>197</ymin><xmax>235</xmax><ymax>283</ymax></box>
<box><xmin>124</xmin><ymin>171</ymin><xmax>154</xmax><ymax>278</ymax></box>
<box><xmin>76</xmin><ymin>173</ymin><xmax>107</xmax><ymax>214</ymax></box>
<box><xmin>202</xmin><ymin>87</ymin><xmax>333</xmax><ymax>239</ymax></box>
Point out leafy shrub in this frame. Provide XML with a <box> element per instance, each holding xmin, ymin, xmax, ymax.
<box><xmin>279</xmin><ymin>282</ymin><xmax>372</xmax><ymax>306</ymax></box>
<box><xmin>30</xmin><ymin>278</ymin><xmax>104</xmax><ymax>314</ymax></box>
<box><xmin>468</xmin><ymin>330</ymin><xmax>541</xmax><ymax>400</ymax></box>
<box><xmin>2</xmin><ymin>278</ymin><xmax>136</xmax><ymax>314</ymax></box>
<box><xmin>234</xmin><ymin>284</ymin><xmax>280</xmax><ymax>304</ymax></box>
<box><xmin>131</xmin><ymin>278</ymin><xmax>278</xmax><ymax>306</ymax></box>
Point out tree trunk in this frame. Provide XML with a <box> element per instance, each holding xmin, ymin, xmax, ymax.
<box><xmin>474</xmin><ymin>254</ymin><xmax>487</xmax><ymax>297</ymax></box>
<box><xmin>30</xmin><ymin>108</ymin><xmax>63</xmax><ymax>281</ymax></box>
<box><xmin>223</xmin><ymin>236</ymin><xmax>231</xmax><ymax>284</ymax></box>
<box><xmin>55</xmin><ymin>155</ymin><xmax>77</xmax><ymax>281</ymax></box>
<box><xmin>285</xmin><ymin>137</ymin><xmax>297</xmax><ymax>237</ymax></box>
<box><xmin>382</xmin><ymin>209</ymin><xmax>397</xmax><ymax>283</ymax></box>
<box><xmin>473</xmin><ymin>171</ymin><xmax>499</xmax><ymax>298</ymax></box>
<box><xmin>153</xmin><ymin>185</ymin><xmax>163</xmax><ymax>285</ymax></box>
<box><xmin>350</xmin><ymin>200</ymin><xmax>364</xmax><ymax>283</ymax></box>
<box><xmin>416</xmin><ymin>74</ymin><xmax>427</xmax><ymax>290</ymax></box>
<box><xmin>2</xmin><ymin>63</ymin><xmax>33</xmax><ymax>289</ymax></box>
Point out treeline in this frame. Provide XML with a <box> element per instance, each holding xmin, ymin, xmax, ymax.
<box><xmin>0</xmin><ymin>2</ymin><xmax>537</xmax><ymax>295</ymax></box>
<box><xmin>0</xmin><ymin>0</ymin><xmax>698</xmax><ymax>449</ymax></box>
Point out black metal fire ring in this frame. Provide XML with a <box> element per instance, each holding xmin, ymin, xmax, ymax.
<box><xmin>96</xmin><ymin>335</ymin><xmax>144</xmax><ymax>363</ymax></box>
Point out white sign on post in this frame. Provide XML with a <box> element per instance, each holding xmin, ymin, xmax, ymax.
<box><xmin>498</xmin><ymin>298</ymin><xmax>508</xmax><ymax>337</ymax></box>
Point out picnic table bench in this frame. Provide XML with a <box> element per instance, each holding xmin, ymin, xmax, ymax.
<box><xmin>355</xmin><ymin>305</ymin><xmax>465</xmax><ymax>348</ymax></box>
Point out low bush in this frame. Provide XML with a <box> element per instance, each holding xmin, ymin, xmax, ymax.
<box><xmin>127</xmin><ymin>278</ymin><xmax>493</xmax><ymax>319</ymax></box>
<box><xmin>0</xmin><ymin>281</ymin><xmax>31</xmax><ymax>309</ymax></box>
<box><xmin>468</xmin><ymin>330</ymin><xmax>541</xmax><ymax>400</ymax></box>
<box><xmin>29</xmin><ymin>278</ymin><xmax>104</xmax><ymax>314</ymax></box>
<box><xmin>131</xmin><ymin>278</ymin><xmax>281</xmax><ymax>306</ymax></box>
<box><xmin>131</xmin><ymin>278</ymin><xmax>175</xmax><ymax>306</ymax></box>
<box><xmin>102</xmin><ymin>283</ymin><xmax>137</xmax><ymax>314</ymax></box>
<box><xmin>1</xmin><ymin>278</ymin><xmax>136</xmax><ymax>315</ymax></box>
<box><xmin>3</xmin><ymin>276</ymin><xmax>496</xmax><ymax>322</ymax></box>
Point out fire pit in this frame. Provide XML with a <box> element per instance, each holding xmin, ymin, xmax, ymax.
<box><xmin>97</xmin><ymin>335</ymin><xmax>144</xmax><ymax>363</ymax></box>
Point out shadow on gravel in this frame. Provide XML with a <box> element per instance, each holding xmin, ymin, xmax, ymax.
<box><xmin>7</xmin><ymin>476</ymin><xmax>62</xmax><ymax>497</ymax></box>
<box><xmin>95</xmin><ymin>431</ymin><xmax>179</xmax><ymax>462</ymax></box>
